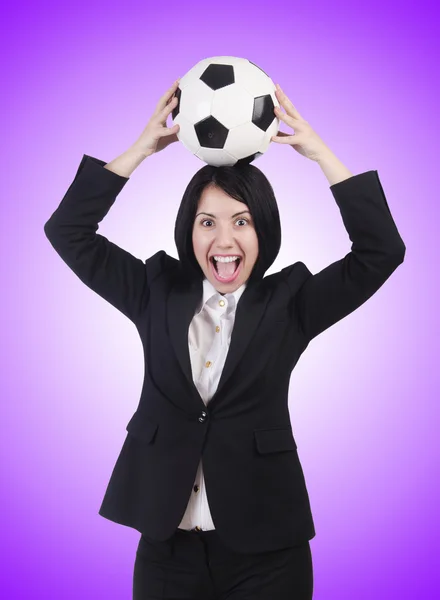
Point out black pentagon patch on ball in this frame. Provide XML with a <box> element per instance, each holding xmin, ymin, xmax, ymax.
<box><xmin>171</xmin><ymin>87</ymin><xmax>181</xmax><ymax>120</ymax></box>
<box><xmin>252</xmin><ymin>95</ymin><xmax>276</xmax><ymax>131</ymax></box>
<box><xmin>200</xmin><ymin>64</ymin><xmax>235</xmax><ymax>90</ymax></box>
<box><xmin>236</xmin><ymin>152</ymin><xmax>263</xmax><ymax>166</ymax></box>
<box><xmin>195</xmin><ymin>116</ymin><xmax>229</xmax><ymax>148</ymax></box>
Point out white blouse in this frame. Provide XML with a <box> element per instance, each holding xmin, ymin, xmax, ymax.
<box><xmin>177</xmin><ymin>276</ymin><xmax>247</xmax><ymax>531</ymax></box>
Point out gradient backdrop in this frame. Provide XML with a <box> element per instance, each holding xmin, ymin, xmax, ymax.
<box><xmin>2</xmin><ymin>0</ymin><xmax>439</xmax><ymax>598</ymax></box>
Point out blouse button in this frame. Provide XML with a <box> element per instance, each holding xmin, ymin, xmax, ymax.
<box><xmin>219</xmin><ymin>299</ymin><xmax>225</xmax><ymax>307</ymax></box>
<box><xmin>205</xmin><ymin>361</ymin><xmax>212</xmax><ymax>368</ymax></box>
<box><xmin>215</xmin><ymin>326</ymin><xmax>220</xmax><ymax>332</ymax></box>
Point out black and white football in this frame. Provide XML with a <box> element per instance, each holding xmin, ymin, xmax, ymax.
<box><xmin>172</xmin><ymin>56</ymin><xmax>280</xmax><ymax>167</ymax></box>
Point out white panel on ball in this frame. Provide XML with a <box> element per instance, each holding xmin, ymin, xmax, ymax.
<box><xmin>224</xmin><ymin>122</ymin><xmax>266</xmax><ymax>161</ymax></box>
<box><xmin>180</xmin><ymin>79</ymin><xmax>214</xmax><ymax>125</ymax></box>
<box><xmin>173</xmin><ymin>112</ymin><xmax>201</xmax><ymax>155</ymax></box>
<box><xmin>212</xmin><ymin>86</ymin><xmax>254</xmax><ymax>130</ymax></box>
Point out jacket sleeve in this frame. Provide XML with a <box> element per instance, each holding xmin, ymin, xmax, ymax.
<box><xmin>43</xmin><ymin>154</ymin><xmax>164</xmax><ymax>323</ymax></box>
<box><xmin>281</xmin><ymin>170</ymin><xmax>406</xmax><ymax>342</ymax></box>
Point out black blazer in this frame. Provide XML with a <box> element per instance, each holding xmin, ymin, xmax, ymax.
<box><xmin>44</xmin><ymin>154</ymin><xmax>405</xmax><ymax>554</ymax></box>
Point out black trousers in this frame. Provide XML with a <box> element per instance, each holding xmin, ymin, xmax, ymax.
<box><xmin>133</xmin><ymin>527</ymin><xmax>314</xmax><ymax>599</ymax></box>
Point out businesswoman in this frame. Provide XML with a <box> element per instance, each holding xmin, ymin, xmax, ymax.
<box><xmin>44</xmin><ymin>79</ymin><xmax>405</xmax><ymax>600</ymax></box>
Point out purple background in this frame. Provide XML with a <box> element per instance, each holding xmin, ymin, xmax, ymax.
<box><xmin>2</xmin><ymin>0</ymin><xmax>439</xmax><ymax>598</ymax></box>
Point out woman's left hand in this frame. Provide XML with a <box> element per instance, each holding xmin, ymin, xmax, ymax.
<box><xmin>271</xmin><ymin>84</ymin><xmax>331</xmax><ymax>162</ymax></box>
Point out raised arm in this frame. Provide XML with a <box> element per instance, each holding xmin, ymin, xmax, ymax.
<box><xmin>282</xmin><ymin>168</ymin><xmax>405</xmax><ymax>342</ymax></box>
<box><xmin>44</xmin><ymin>80</ymin><xmax>183</xmax><ymax>322</ymax></box>
<box><xmin>43</xmin><ymin>153</ymin><xmax>161</xmax><ymax>322</ymax></box>
<box><xmin>272</xmin><ymin>84</ymin><xmax>405</xmax><ymax>342</ymax></box>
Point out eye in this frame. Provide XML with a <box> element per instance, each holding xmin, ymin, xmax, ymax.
<box><xmin>200</xmin><ymin>218</ymin><xmax>250</xmax><ymax>227</ymax></box>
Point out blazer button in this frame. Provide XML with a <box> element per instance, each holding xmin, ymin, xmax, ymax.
<box><xmin>198</xmin><ymin>411</ymin><xmax>207</xmax><ymax>423</ymax></box>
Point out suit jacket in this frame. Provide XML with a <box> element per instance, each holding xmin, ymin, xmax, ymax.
<box><xmin>44</xmin><ymin>154</ymin><xmax>405</xmax><ymax>554</ymax></box>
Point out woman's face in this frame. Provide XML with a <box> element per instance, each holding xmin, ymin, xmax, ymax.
<box><xmin>192</xmin><ymin>185</ymin><xmax>259</xmax><ymax>293</ymax></box>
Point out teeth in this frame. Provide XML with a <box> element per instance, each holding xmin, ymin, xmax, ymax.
<box><xmin>213</xmin><ymin>255</ymin><xmax>240</xmax><ymax>263</ymax></box>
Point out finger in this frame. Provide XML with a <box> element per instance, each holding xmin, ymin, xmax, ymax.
<box><xmin>154</xmin><ymin>81</ymin><xmax>180</xmax><ymax>114</ymax></box>
<box><xmin>166</xmin><ymin>89</ymin><xmax>178</xmax><ymax>105</ymax></box>
<box><xmin>271</xmin><ymin>133</ymin><xmax>297</xmax><ymax>143</ymax></box>
<box><xmin>275</xmin><ymin>87</ymin><xmax>303</xmax><ymax>120</ymax></box>
<box><xmin>155</xmin><ymin>96</ymin><xmax>178</xmax><ymax>124</ymax></box>
<box><xmin>274</xmin><ymin>106</ymin><xmax>284</xmax><ymax>119</ymax></box>
<box><xmin>274</xmin><ymin>106</ymin><xmax>295</xmax><ymax>125</ymax></box>
<box><xmin>274</xmin><ymin>106</ymin><xmax>298</xmax><ymax>135</ymax></box>
<box><xmin>158</xmin><ymin>124</ymin><xmax>180</xmax><ymax>136</ymax></box>
<box><xmin>275</xmin><ymin>88</ymin><xmax>301</xmax><ymax>117</ymax></box>
<box><xmin>164</xmin><ymin>96</ymin><xmax>178</xmax><ymax>112</ymax></box>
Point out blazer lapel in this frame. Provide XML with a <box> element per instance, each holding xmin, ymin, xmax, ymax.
<box><xmin>167</xmin><ymin>274</ymin><xmax>270</xmax><ymax>409</ymax></box>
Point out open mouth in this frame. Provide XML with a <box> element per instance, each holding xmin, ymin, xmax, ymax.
<box><xmin>209</xmin><ymin>256</ymin><xmax>243</xmax><ymax>283</ymax></box>
<box><xmin>210</xmin><ymin>256</ymin><xmax>241</xmax><ymax>272</ymax></box>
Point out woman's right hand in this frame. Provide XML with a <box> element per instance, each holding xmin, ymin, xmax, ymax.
<box><xmin>132</xmin><ymin>80</ymin><xmax>181</xmax><ymax>158</ymax></box>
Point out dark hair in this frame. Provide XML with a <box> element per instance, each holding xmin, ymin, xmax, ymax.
<box><xmin>174</xmin><ymin>162</ymin><xmax>281</xmax><ymax>285</ymax></box>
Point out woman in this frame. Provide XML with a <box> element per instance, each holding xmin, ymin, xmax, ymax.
<box><xmin>44</xmin><ymin>80</ymin><xmax>405</xmax><ymax>600</ymax></box>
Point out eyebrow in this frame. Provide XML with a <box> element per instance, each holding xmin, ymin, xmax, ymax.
<box><xmin>195</xmin><ymin>210</ymin><xmax>251</xmax><ymax>218</ymax></box>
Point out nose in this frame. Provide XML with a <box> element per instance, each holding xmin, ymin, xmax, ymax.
<box><xmin>214</xmin><ymin>224</ymin><xmax>237</xmax><ymax>248</ymax></box>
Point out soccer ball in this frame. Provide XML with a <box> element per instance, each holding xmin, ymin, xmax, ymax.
<box><xmin>171</xmin><ymin>56</ymin><xmax>280</xmax><ymax>167</ymax></box>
